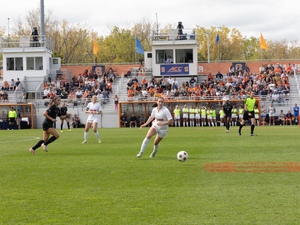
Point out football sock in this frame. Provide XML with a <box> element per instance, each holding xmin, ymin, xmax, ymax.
<box><xmin>140</xmin><ymin>138</ymin><xmax>149</xmax><ymax>153</ymax></box>
<box><xmin>61</xmin><ymin>123</ymin><xmax>63</xmax><ymax>130</ymax></box>
<box><xmin>239</xmin><ymin>124</ymin><xmax>244</xmax><ymax>132</ymax></box>
<box><xmin>84</xmin><ymin>132</ymin><xmax>88</xmax><ymax>141</ymax></box>
<box><xmin>251</xmin><ymin>125</ymin><xmax>255</xmax><ymax>134</ymax></box>
<box><xmin>45</xmin><ymin>136</ymin><xmax>57</xmax><ymax>145</ymax></box>
<box><xmin>95</xmin><ymin>131</ymin><xmax>100</xmax><ymax>141</ymax></box>
<box><xmin>32</xmin><ymin>140</ymin><xmax>44</xmax><ymax>150</ymax></box>
<box><xmin>67</xmin><ymin>122</ymin><xmax>70</xmax><ymax>129</ymax></box>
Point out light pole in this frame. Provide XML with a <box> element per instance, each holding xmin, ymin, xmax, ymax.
<box><xmin>196</xmin><ymin>25</ymin><xmax>210</xmax><ymax>63</ymax></box>
<box><xmin>7</xmin><ymin>18</ymin><xmax>10</xmax><ymax>38</ymax></box>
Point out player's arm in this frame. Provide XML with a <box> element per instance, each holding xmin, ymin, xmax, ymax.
<box><xmin>140</xmin><ymin>116</ymin><xmax>154</xmax><ymax>128</ymax></box>
<box><xmin>43</xmin><ymin>110</ymin><xmax>56</xmax><ymax>122</ymax></box>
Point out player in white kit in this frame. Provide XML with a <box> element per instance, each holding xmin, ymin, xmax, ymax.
<box><xmin>82</xmin><ymin>95</ymin><xmax>102</xmax><ymax>144</ymax></box>
<box><xmin>137</xmin><ymin>97</ymin><xmax>173</xmax><ymax>158</ymax></box>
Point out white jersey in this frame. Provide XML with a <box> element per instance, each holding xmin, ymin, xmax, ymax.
<box><xmin>86</xmin><ymin>102</ymin><xmax>102</xmax><ymax>123</ymax></box>
<box><xmin>151</xmin><ymin>106</ymin><xmax>173</xmax><ymax>131</ymax></box>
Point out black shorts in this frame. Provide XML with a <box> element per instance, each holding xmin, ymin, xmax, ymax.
<box><xmin>42</xmin><ymin>120</ymin><xmax>54</xmax><ymax>131</ymax></box>
<box><xmin>9</xmin><ymin>118</ymin><xmax>16</xmax><ymax>123</ymax></box>
<box><xmin>243</xmin><ymin>111</ymin><xmax>255</xmax><ymax>120</ymax></box>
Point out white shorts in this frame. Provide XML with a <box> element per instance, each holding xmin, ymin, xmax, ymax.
<box><xmin>232</xmin><ymin>115</ymin><xmax>237</xmax><ymax>119</ymax></box>
<box><xmin>152</xmin><ymin>124</ymin><xmax>168</xmax><ymax>138</ymax></box>
<box><xmin>189</xmin><ymin>114</ymin><xmax>195</xmax><ymax>119</ymax></box>
<box><xmin>255</xmin><ymin>114</ymin><xmax>259</xmax><ymax>119</ymax></box>
<box><xmin>195</xmin><ymin>114</ymin><xmax>200</xmax><ymax>119</ymax></box>
<box><xmin>207</xmin><ymin>115</ymin><xmax>212</xmax><ymax>120</ymax></box>
<box><xmin>220</xmin><ymin>116</ymin><xmax>224</xmax><ymax>119</ymax></box>
<box><xmin>183</xmin><ymin>113</ymin><xmax>188</xmax><ymax>119</ymax></box>
<box><xmin>174</xmin><ymin>115</ymin><xmax>180</xmax><ymax>120</ymax></box>
<box><xmin>201</xmin><ymin>115</ymin><xmax>206</xmax><ymax>119</ymax></box>
<box><xmin>86</xmin><ymin>116</ymin><xmax>99</xmax><ymax>124</ymax></box>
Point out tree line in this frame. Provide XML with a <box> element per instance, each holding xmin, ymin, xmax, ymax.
<box><xmin>1</xmin><ymin>8</ymin><xmax>300</xmax><ymax>64</ymax></box>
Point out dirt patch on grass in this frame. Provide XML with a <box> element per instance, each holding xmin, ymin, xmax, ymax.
<box><xmin>205</xmin><ymin>162</ymin><xmax>300</xmax><ymax>172</ymax></box>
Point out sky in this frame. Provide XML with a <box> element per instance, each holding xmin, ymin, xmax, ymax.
<box><xmin>1</xmin><ymin>0</ymin><xmax>300</xmax><ymax>42</ymax></box>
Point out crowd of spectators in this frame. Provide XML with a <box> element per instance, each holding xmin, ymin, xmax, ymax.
<box><xmin>41</xmin><ymin>68</ymin><xmax>117</xmax><ymax>105</ymax></box>
<box><xmin>125</xmin><ymin>63</ymin><xmax>293</xmax><ymax>103</ymax></box>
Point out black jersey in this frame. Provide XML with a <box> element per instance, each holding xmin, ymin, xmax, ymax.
<box><xmin>45</xmin><ymin>104</ymin><xmax>60</xmax><ymax>123</ymax></box>
<box><xmin>223</xmin><ymin>103</ymin><xmax>233</xmax><ymax>116</ymax></box>
<box><xmin>60</xmin><ymin>106</ymin><xmax>68</xmax><ymax>116</ymax></box>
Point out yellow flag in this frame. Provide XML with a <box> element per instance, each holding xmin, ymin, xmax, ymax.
<box><xmin>93</xmin><ymin>39</ymin><xmax>99</xmax><ymax>55</ymax></box>
<box><xmin>260</xmin><ymin>34</ymin><xmax>268</xmax><ymax>50</ymax></box>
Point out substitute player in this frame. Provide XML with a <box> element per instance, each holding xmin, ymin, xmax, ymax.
<box><xmin>82</xmin><ymin>95</ymin><xmax>102</xmax><ymax>144</ymax></box>
<box><xmin>137</xmin><ymin>96</ymin><xmax>173</xmax><ymax>158</ymax></box>
<box><xmin>238</xmin><ymin>92</ymin><xmax>256</xmax><ymax>136</ymax></box>
<box><xmin>173</xmin><ymin>105</ymin><xmax>181</xmax><ymax>127</ymax></box>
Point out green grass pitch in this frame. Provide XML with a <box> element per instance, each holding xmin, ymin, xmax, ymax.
<box><xmin>1</xmin><ymin>126</ymin><xmax>300</xmax><ymax>224</ymax></box>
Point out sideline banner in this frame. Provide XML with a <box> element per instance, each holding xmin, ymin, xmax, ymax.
<box><xmin>160</xmin><ymin>64</ymin><xmax>189</xmax><ymax>76</ymax></box>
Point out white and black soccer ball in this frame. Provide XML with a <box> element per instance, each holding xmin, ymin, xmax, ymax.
<box><xmin>177</xmin><ymin>151</ymin><xmax>188</xmax><ymax>162</ymax></box>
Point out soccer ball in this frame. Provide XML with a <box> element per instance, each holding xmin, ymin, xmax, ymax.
<box><xmin>177</xmin><ymin>151</ymin><xmax>188</xmax><ymax>162</ymax></box>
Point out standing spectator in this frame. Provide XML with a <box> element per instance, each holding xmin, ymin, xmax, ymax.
<box><xmin>29</xmin><ymin>96</ymin><xmax>61</xmax><ymax>154</ymax></box>
<box><xmin>293</xmin><ymin>103</ymin><xmax>299</xmax><ymax>125</ymax></box>
<box><xmin>136</xmin><ymin>97</ymin><xmax>173</xmax><ymax>158</ymax></box>
<box><xmin>1</xmin><ymin>110</ymin><xmax>7</xmax><ymax>129</ymax></box>
<box><xmin>113</xmin><ymin>94</ymin><xmax>119</xmax><ymax>110</ymax></box>
<box><xmin>238</xmin><ymin>92</ymin><xmax>257</xmax><ymax>136</ymax></box>
<box><xmin>8</xmin><ymin>107</ymin><xmax>17</xmax><ymax>130</ymax></box>
<box><xmin>82</xmin><ymin>95</ymin><xmax>102</xmax><ymax>144</ymax></box>
<box><xmin>16</xmin><ymin>109</ymin><xmax>21</xmax><ymax>129</ymax></box>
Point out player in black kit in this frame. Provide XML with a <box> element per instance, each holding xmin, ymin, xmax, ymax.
<box><xmin>223</xmin><ymin>99</ymin><xmax>233</xmax><ymax>133</ymax></box>
<box><xmin>59</xmin><ymin>102</ymin><xmax>71</xmax><ymax>132</ymax></box>
<box><xmin>29</xmin><ymin>96</ymin><xmax>61</xmax><ymax>154</ymax></box>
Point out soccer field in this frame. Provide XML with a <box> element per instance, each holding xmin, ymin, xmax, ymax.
<box><xmin>1</xmin><ymin>126</ymin><xmax>300</xmax><ymax>224</ymax></box>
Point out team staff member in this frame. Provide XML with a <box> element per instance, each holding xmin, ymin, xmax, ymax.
<box><xmin>29</xmin><ymin>96</ymin><xmax>61</xmax><ymax>154</ymax></box>
<box><xmin>223</xmin><ymin>100</ymin><xmax>233</xmax><ymax>133</ymax></box>
<box><xmin>137</xmin><ymin>97</ymin><xmax>173</xmax><ymax>158</ymax></box>
<box><xmin>8</xmin><ymin>107</ymin><xmax>17</xmax><ymax>130</ymax></box>
<box><xmin>238</xmin><ymin>92</ymin><xmax>257</xmax><ymax>136</ymax></box>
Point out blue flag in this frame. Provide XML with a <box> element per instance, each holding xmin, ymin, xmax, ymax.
<box><xmin>216</xmin><ymin>34</ymin><xmax>220</xmax><ymax>44</ymax></box>
<box><xmin>135</xmin><ymin>37</ymin><xmax>144</xmax><ymax>54</ymax></box>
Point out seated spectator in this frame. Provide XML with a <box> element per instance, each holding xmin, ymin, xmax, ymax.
<box><xmin>60</xmin><ymin>88</ymin><xmax>69</xmax><ymax>99</ymax></box>
<box><xmin>189</xmin><ymin>76</ymin><xmax>197</xmax><ymax>88</ymax></box>
<box><xmin>3</xmin><ymin>81</ymin><xmax>9</xmax><ymax>91</ymax></box>
<box><xmin>139</xmin><ymin>114</ymin><xmax>147</xmax><ymax>125</ymax></box>
<box><xmin>9</xmin><ymin>79</ymin><xmax>15</xmax><ymax>91</ymax></box>
<box><xmin>2</xmin><ymin>91</ymin><xmax>8</xmax><ymax>102</ymax></box>
<box><xmin>285</xmin><ymin>110</ymin><xmax>293</xmax><ymax>125</ymax></box>
<box><xmin>278</xmin><ymin>110</ymin><xmax>285</xmax><ymax>125</ymax></box>
<box><xmin>68</xmin><ymin>90</ymin><xmax>76</xmax><ymax>103</ymax></box>
<box><xmin>129</xmin><ymin>113</ymin><xmax>137</xmax><ymax>128</ymax></box>
<box><xmin>120</xmin><ymin>113</ymin><xmax>127</xmax><ymax>127</ymax></box>
<box><xmin>71</xmin><ymin>114</ymin><xmax>81</xmax><ymax>128</ymax></box>
<box><xmin>75</xmin><ymin>88</ymin><xmax>83</xmax><ymax>103</ymax></box>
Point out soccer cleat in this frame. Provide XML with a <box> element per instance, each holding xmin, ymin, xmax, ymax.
<box><xmin>68</xmin><ymin>130</ymin><xmax>72</xmax><ymax>132</ymax></box>
<box><xmin>250</xmin><ymin>133</ymin><xmax>257</xmax><ymax>136</ymax></box>
<box><xmin>238</xmin><ymin>132</ymin><xmax>241</xmax><ymax>136</ymax></box>
<box><xmin>226</xmin><ymin>130</ymin><xmax>229</xmax><ymax>133</ymax></box>
<box><xmin>29</xmin><ymin>148</ymin><xmax>35</xmax><ymax>155</ymax></box>
<box><xmin>41</xmin><ymin>143</ymin><xmax>48</xmax><ymax>152</ymax></box>
<box><xmin>136</xmin><ymin>152</ymin><xmax>143</xmax><ymax>158</ymax></box>
<box><xmin>60</xmin><ymin>130</ymin><xmax>63</xmax><ymax>133</ymax></box>
<box><xmin>98</xmin><ymin>139</ymin><xmax>102</xmax><ymax>144</ymax></box>
<box><xmin>150</xmin><ymin>149</ymin><xmax>158</xmax><ymax>158</ymax></box>
<box><xmin>82</xmin><ymin>140</ymin><xmax>87</xmax><ymax>144</ymax></box>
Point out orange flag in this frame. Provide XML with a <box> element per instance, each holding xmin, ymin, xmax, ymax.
<box><xmin>260</xmin><ymin>34</ymin><xmax>268</xmax><ymax>50</ymax></box>
<box><xmin>93</xmin><ymin>39</ymin><xmax>99</xmax><ymax>55</ymax></box>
